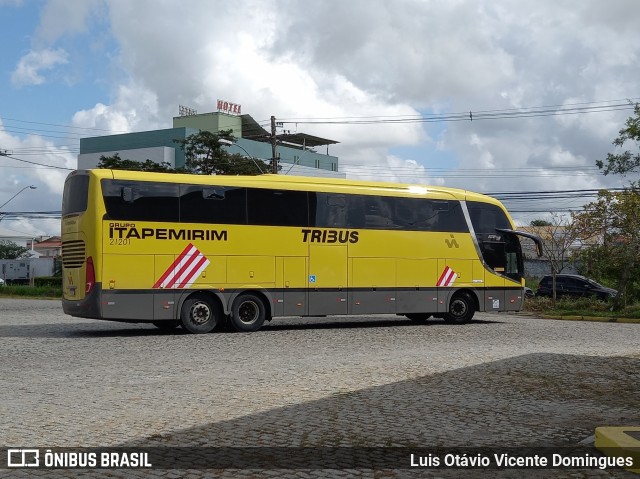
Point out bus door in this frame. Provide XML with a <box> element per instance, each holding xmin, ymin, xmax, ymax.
<box><xmin>475</xmin><ymin>233</ymin><xmax>508</xmax><ymax>311</ymax></box>
<box><xmin>281</xmin><ymin>256</ymin><xmax>307</xmax><ymax>316</ymax></box>
<box><xmin>308</xmin><ymin>243</ymin><xmax>348</xmax><ymax>315</ymax></box>
<box><xmin>502</xmin><ymin>231</ymin><xmax>526</xmax><ymax>309</ymax></box>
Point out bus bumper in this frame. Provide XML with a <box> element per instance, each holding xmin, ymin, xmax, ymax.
<box><xmin>62</xmin><ymin>284</ymin><xmax>102</xmax><ymax>319</ymax></box>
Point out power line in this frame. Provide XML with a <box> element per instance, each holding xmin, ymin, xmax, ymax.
<box><xmin>279</xmin><ymin>105</ymin><xmax>634</xmax><ymax>125</ymax></box>
<box><xmin>0</xmin><ymin>116</ymin><xmax>129</xmax><ymax>134</ymax></box>
<box><xmin>0</xmin><ymin>212</ymin><xmax>62</xmax><ymax>222</ymax></box>
<box><xmin>0</xmin><ymin>154</ymin><xmax>74</xmax><ymax>171</ymax></box>
<box><xmin>1</xmin><ymin>128</ymin><xmax>90</xmax><ymax>142</ymax></box>
<box><xmin>2</xmin><ymin>97</ymin><xmax>637</xmax><ymax>139</ymax></box>
<box><xmin>488</xmin><ymin>187</ymin><xmax>628</xmax><ymax>197</ymax></box>
<box><xmin>276</xmin><ymin>98</ymin><xmax>639</xmax><ymax>125</ymax></box>
<box><xmin>341</xmin><ymin>168</ymin><xmax>614</xmax><ymax>180</ymax></box>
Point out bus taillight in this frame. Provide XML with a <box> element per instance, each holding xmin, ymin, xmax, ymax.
<box><xmin>85</xmin><ymin>256</ymin><xmax>95</xmax><ymax>294</ymax></box>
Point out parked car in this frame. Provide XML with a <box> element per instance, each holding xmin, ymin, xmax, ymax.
<box><xmin>536</xmin><ymin>274</ymin><xmax>617</xmax><ymax>300</ymax></box>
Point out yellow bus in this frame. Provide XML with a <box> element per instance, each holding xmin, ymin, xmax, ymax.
<box><xmin>61</xmin><ymin>169</ymin><xmax>541</xmax><ymax>333</ymax></box>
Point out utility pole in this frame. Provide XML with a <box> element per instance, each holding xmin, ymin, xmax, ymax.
<box><xmin>270</xmin><ymin>116</ymin><xmax>278</xmax><ymax>174</ymax></box>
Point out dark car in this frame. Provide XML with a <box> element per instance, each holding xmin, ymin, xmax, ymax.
<box><xmin>536</xmin><ymin>274</ymin><xmax>617</xmax><ymax>300</ymax></box>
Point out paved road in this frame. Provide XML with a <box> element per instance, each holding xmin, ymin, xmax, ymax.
<box><xmin>1</xmin><ymin>298</ymin><xmax>639</xmax><ymax>478</ymax></box>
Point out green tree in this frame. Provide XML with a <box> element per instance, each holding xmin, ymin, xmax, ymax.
<box><xmin>529</xmin><ymin>219</ymin><xmax>552</xmax><ymax>227</ymax></box>
<box><xmin>97</xmin><ymin>153</ymin><xmax>176</xmax><ymax>172</ymax></box>
<box><xmin>583</xmin><ymin>102</ymin><xmax>640</xmax><ymax>309</ymax></box>
<box><xmin>572</xmin><ymin>188</ymin><xmax>640</xmax><ymax>308</ymax></box>
<box><xmin>0</xmin><ymin>240</ymin><xmax>30</xmax><ymax>259</ymax></box>
<box><xmin>174</xmin><ymin>130</ymin><xmax>263</xmax><ymax>176</ymax></box>
<box><xmin>596</xmin><ymin>102</ymin><xmax>640</xmax><ymax>177</ymax></box>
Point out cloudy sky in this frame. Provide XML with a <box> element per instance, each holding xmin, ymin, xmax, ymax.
<box><xmin>1</xmin><ymin>0</ymin><xmax>639</xmax><ymax>238</ymax></box>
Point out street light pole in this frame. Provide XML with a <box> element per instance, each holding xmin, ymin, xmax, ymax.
<box><xmin>270</xmin><ymin>116</ymin><xmax>278</xmax><ymax>174</ymax></box>
<box><xmin>217</xmin><ymin>139</ymin><xmax>265</xmax><ymax>174</ymax></box>
<box><xmin>0</xmin><ymin>185</ymin><xmax>37</xmax><ymax>211</ymax></box>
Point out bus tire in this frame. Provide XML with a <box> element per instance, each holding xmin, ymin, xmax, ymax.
<box><xmin>152</xmin><ymin>320</ymin><xmax>179</xmax><ymax>330</ymax></box>
<box><xmin>180</xmin><ymin>294</ymin><xmax>219</xmax><ymax>334</ymax></box>
<box><xmin>230</xmin><ymin>293</ymin><xmax>266</xmax><ymax>332</ymax></box>
<box><xmin>443</xmin><ymin>292</ymin><xmax>475</xmax><ymax>324</ymax></box>
<box><xmin>405</xmin><ymin>313</ymin><xmax>431</xmax><ymax>322</ymax></box>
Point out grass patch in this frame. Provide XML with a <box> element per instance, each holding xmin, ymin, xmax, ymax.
<box><xmin>0</xmin><ymin>285</ymin><xmax>62</xmax><ymax>299</ymax></box>
<box><xmin>524</xmin><ymin>296</ymin><xmax>640</xmax><ymax>319</ymax></box>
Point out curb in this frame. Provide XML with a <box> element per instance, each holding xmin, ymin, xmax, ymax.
<box><xmin>540</xmin><ymin>315</ymin><xmax>640</xmax><ymax>324</ymax></box>
<box><xmin>595</xmin><ymin>426</ymin><xmax>640</xmax><ymax>473</ymax></box>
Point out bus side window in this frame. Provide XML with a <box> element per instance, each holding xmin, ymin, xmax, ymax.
<box><xmin>346</xmin><ymin>196</ymin><xmax>365</xmax><ymax>229</ymax></box>
<box><xmin>313</xmin><ymin>193</ymin><xmax>348</xmax><ymax>228</ymax></box>
<box><xmin>363</xmin><ymin>196</ymin><xmax>393</xmax><ymax>228</ymax></box>
<box><xmin>414</xmin><ymin>200</ymin><xmax>438</xmax><ymax>231</ymax></box>
<box><xmin>102</xmin><ymin>180</ymin><xmax>179</xmax><ymax>222</ymax></box>
<box><xmin>434</xmin><ymin>201</ymin><xmax>468</xmax><ymax>233</ymax></box>
<box><xmin>179</xmin><ymin>184</ymin><xmax>247</xmax><ymax>224</ymax></box>
<box><xmin>247</xmin><ymin>189</ymin><xmax>309</xmax><ymax>227</ymax></box>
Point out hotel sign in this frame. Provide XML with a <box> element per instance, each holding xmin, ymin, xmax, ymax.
<box><xmin>217</xmin><ymin>99</ymin><xmax>241</xmax><ymax>115</ymax></box>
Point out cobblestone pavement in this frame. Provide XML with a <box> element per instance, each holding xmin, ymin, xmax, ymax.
<box><xmin>1</xmin><ymin>298</ymin><xmax>639</xmax><ymax>478</ymax></box>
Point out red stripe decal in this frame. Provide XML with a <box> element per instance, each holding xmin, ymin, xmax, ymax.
<box><xmin>175</xmin><ymin>255</ymin><xmax>208</xmax><ymax>288</ymax></box>
<box><xmin>152</xmin><ymin>243</ymin><xmax>194</xmax><ymax>289</ymax></box>
<box><xmin>164</xmin><ymin>249</ymin><xmax>200</xmax><ymax>289</ymax></box>
<box><xmin>437</xmin><ymin>266</ymin><xmax>450</xmax><ymax>287</ymax></box>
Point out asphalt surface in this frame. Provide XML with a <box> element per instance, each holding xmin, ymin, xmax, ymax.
<box><xmin>1</xmin><ymin>298</ymin><xmax>639</xmax><ymax>478</ymax></box>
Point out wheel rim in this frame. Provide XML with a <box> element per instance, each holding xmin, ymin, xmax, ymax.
<box><xmin>190</xmin><ymin>301</ymin><xmax>212</xmax><ymax>325</ymax></box>
<box><xmin>450</xmin><ymin>298</ymin><xmax>468</xmax><ymax>318</ymax></box>
<box><xmin>238</xmin><ymin>300</ymin><xmax>259</xmax><ymax>325</ymax></box>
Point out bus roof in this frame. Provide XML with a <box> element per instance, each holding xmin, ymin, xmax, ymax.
<box><xmin>77</xmin><ymin>169</ymin><xmax>503</xmax><ymax>206</ymax></box>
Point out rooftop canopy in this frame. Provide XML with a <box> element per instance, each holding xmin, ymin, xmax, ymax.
<box><xmin>240</xmin><ymin>115</ymin><xmax>339</xmax><ymax>149</ymax></box>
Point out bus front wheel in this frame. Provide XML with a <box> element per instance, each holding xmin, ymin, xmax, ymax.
<box><xmin>230</xmin><ymin>293</ymin><xmax>266</xmax><ymax>332</ymax></box>
<box><xmin>180</xmin><ymin>294</ymin><xmax>219</xmax><ymax>334</ymax></box>
<box><xmin>444</xmin><ymin>293</ymin><xmax>475</xmax><ymax>324</ymax></box>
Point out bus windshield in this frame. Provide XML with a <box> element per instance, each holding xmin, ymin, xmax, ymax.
<box><xmin>467</xmin><ymin>201</ymin><xmax>524</xmax><ymax>281</ymax></box>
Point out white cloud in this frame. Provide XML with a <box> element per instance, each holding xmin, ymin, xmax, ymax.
<box><xmin>11</xmin><ymin>48</ymin><xmax>69</xmax><ymax>86</ymax></box>
<box><xmin>72</xmin><ymin>83</ymin><xmax>160</xmax><ymax>133</ymax></box>
<box><xmin>35</xmin><ymin>0</ymin><xmax>102</xmax><ymax>44</ymax></box>
<box><xmin>91</xmin><ymin>0</ymin><xmax>639</xmax><ymax>184</ymax></box>
<box><xmin>341</xmin><ymin>152</ymin><xmax>445</xmax><ymax>186</ymax></box>
<box><xmin>10</xmin><ymin>0</ymin><xmax>640</xmax><ymax>233</ymax></box>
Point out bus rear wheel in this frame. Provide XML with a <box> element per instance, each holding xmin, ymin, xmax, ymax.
<box><xmin>180</xmin><ymin>294</ymin><xmax>219</xmax><ymax>334</ymax></box>
<box><xmin>443</xmin><ymin>292</ymin><xmax>475</xmax><ymax>324</ymax></box>
<box><xmin>230</xmin><ymin>293</ymin><xmax>266</xmax><ymax>332</ymax></box>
